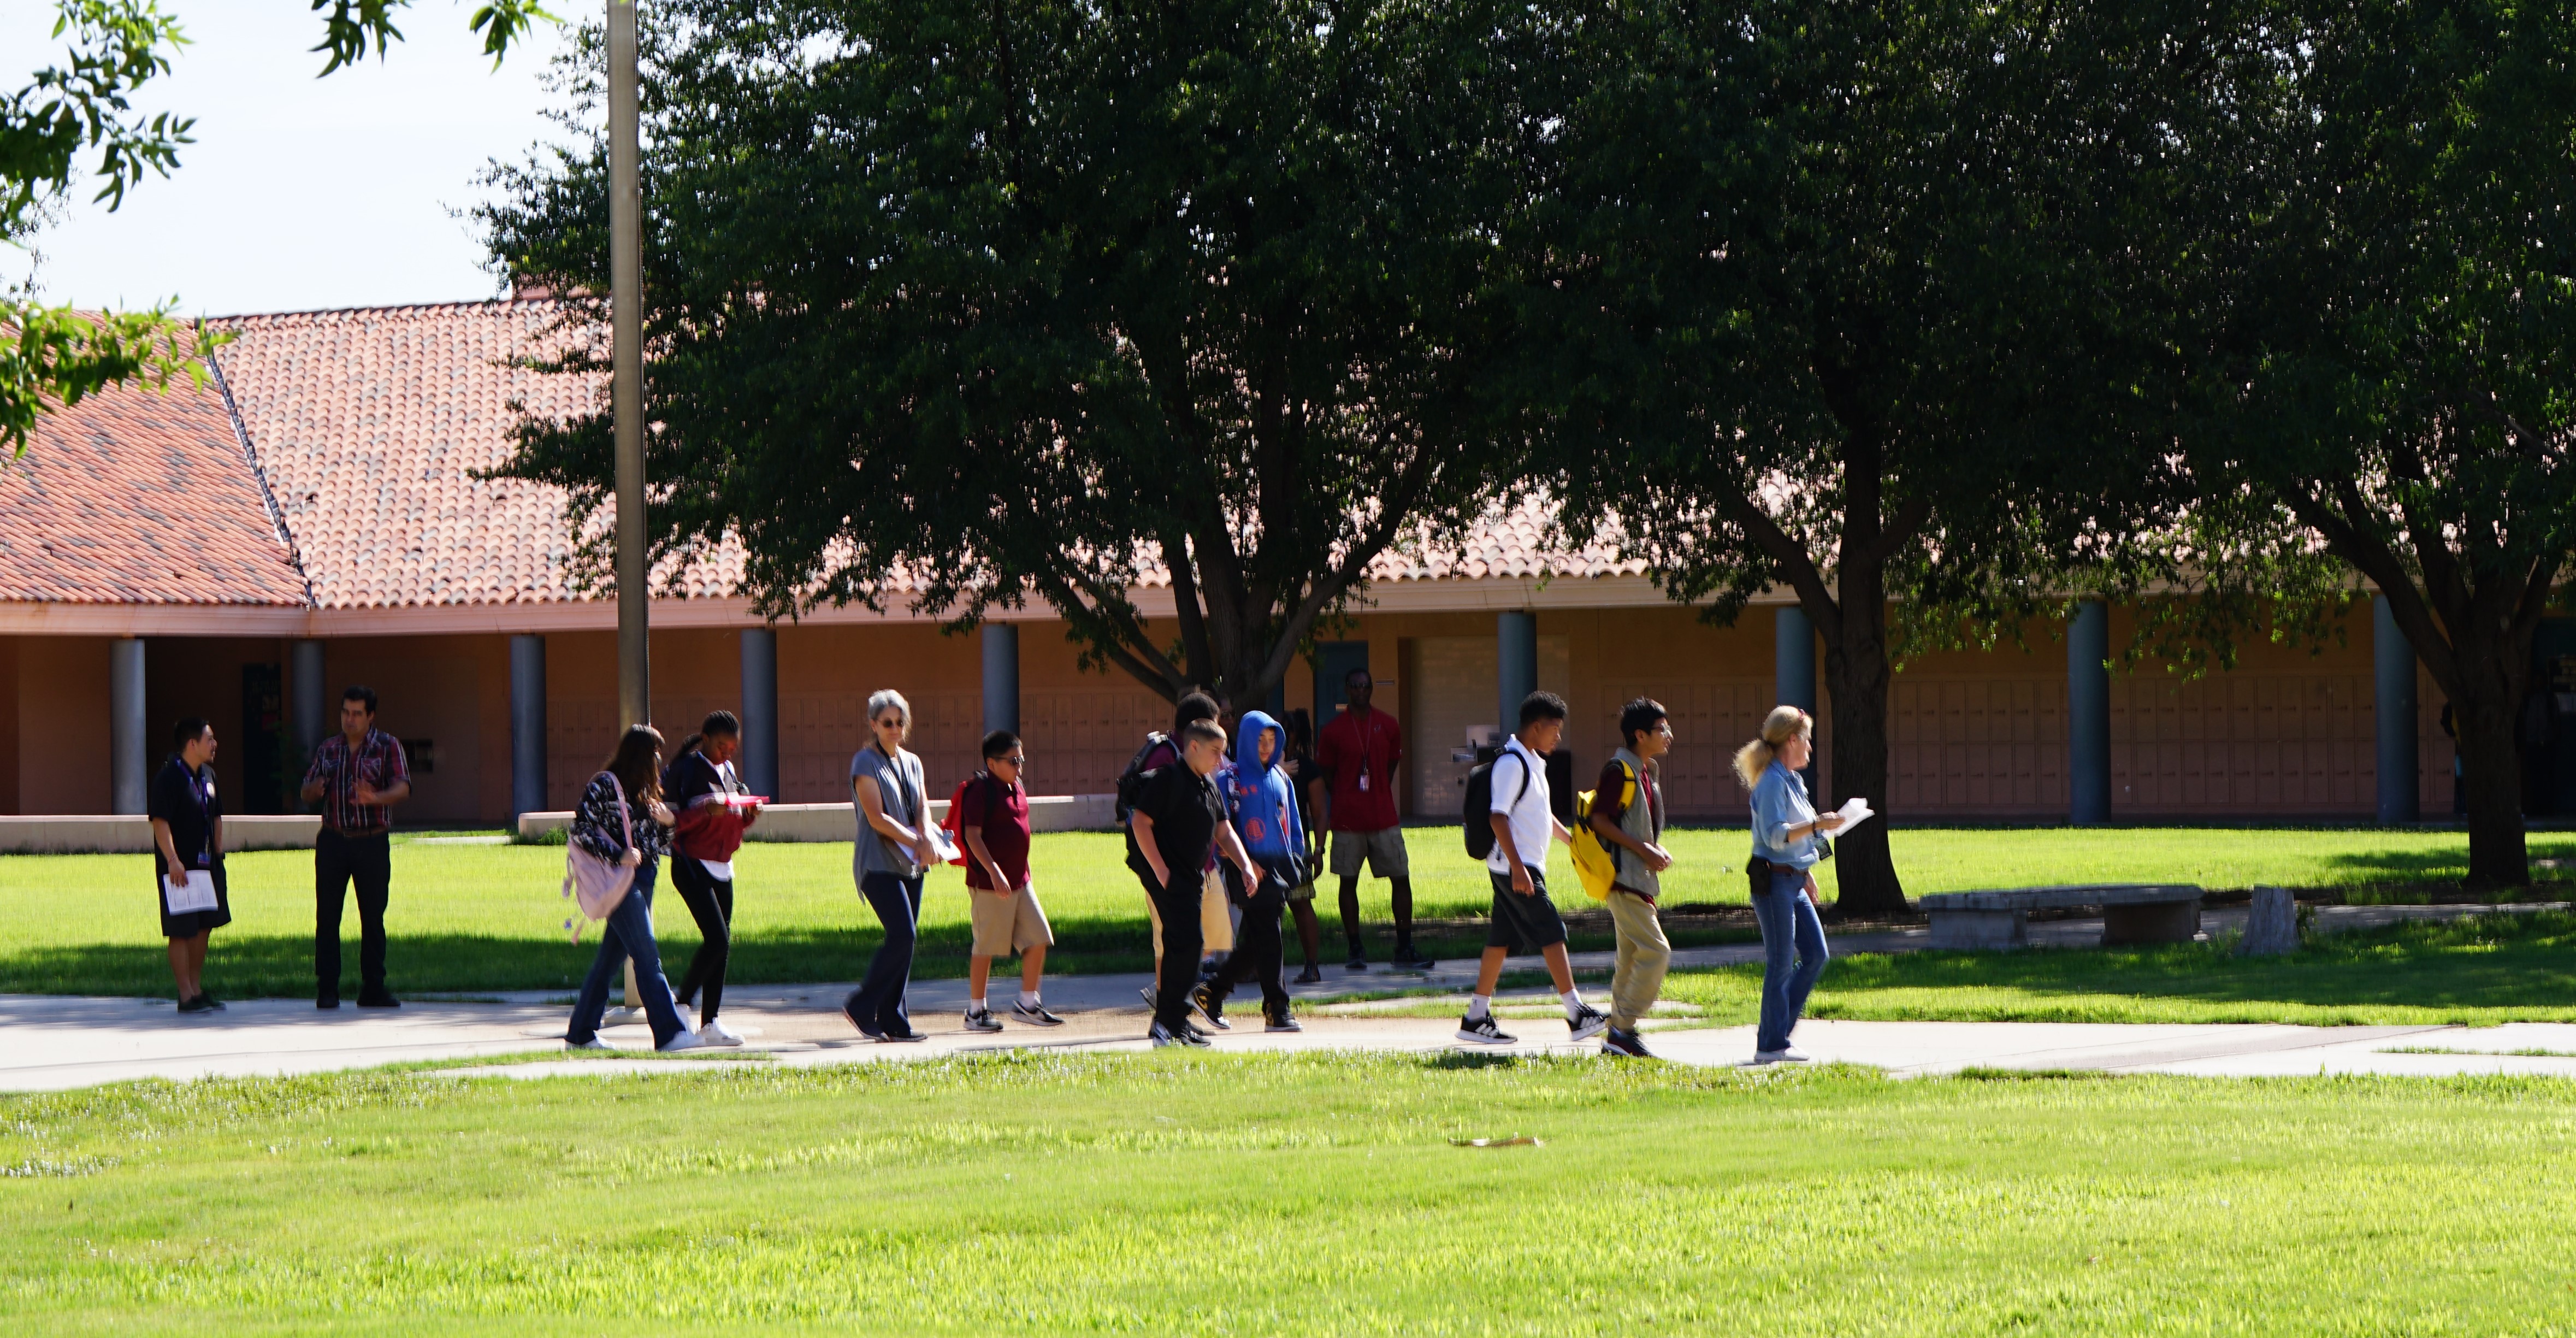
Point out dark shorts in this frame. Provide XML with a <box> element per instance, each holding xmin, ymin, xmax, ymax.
<box><xmin>1486</xmin><ymin>868</ymin><xmax>1568</xmax><ymax>954</ymax></box>
<box><xmin>157</xmin><ymin>862</ymin><xmax>232</xmax><ymax>939</ymax></box>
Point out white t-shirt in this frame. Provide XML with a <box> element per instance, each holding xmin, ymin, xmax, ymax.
<box><xmin>1485</xmin><ymin>737</ymin><xmax>1555</xmax><ymax>875</ymax></box>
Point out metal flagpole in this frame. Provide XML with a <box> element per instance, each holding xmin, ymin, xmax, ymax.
<box><xmin>609</xmin><ymin>0</ymin><xmax>649</xmax><ymax>731</ymax></box>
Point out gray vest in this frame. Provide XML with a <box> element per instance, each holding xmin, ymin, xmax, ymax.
<box><xmin>1609</xmin><ymin>747</ymin><xmax>1662</xmax><ymax>897</ymax></box>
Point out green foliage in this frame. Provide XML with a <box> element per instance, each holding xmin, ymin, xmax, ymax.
<box><xmin>0</xmin><ymin>298</ymin><xmax>216</xmax><ymax>454</ymax></box>
<box><xmin>483</xmin><ymin>0</ymin><xmax>1549</xmax><ymax>710</ymax></box>
<box><xmin>10</xmin><ymin>1055</ymin><xmax>2576</xmax><ymax>1331</ymax></box>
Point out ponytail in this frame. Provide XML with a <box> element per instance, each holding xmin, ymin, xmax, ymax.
<box><xmin>1733</xmin><ymin>706</ymin><xmax>1813</xmax><ymax>789</ymax></box>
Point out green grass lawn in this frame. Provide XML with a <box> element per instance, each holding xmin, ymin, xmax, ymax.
<box><xmin>7</xmin><ymin>1054</ymin><xmax>2576</xmax><ymax>1334</ymax></box>
<box><xmin>4</xmin><ymin>826</ymin><xmax>2568</xmax><ymax>998</ymax></box>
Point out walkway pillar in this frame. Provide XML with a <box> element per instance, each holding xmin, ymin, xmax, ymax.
<box><xmin>110</xmin><ymin>637</ymin><xmax>147</xmax><ymax>814</ymax></box>
<box><xmin>1497</xmin><ymin>610</ymin><xmax>1538</xmax><ymax>732</ymax></box>
<box><xmin>982</xmin><ymin>622</ymin><xmax>1020</xmax><ymax>736</ymax></box>
<box><xmin>1776</xmin><ymin>605</ymin><xmax>1817</xmax><ymax>790</ymax></box>
<box><xmin>2374</xmin><ymin>593</ymin><xmax>2421</xmax><ymax>823</ymax></box>
<box><xmin>2069</xmin><ymin>599</ymin><xmax>2112</xmax><ymax>826</ymax></box>
<box><xmin>509</xmin><ymin>634</ymin><xmax>548</xmax><ymax>822</ymax></box>
<box><xmin>290</xmin><ymin>639</ymin><xmax>327</xmax><ymax>774</ymax></box>
<box><xmin>739</xmin><ymin>628</ymin><xmax>779</xmax><ymax>800</ymax></box>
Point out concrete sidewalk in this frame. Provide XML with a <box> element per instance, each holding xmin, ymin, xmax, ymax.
<box><xmin>2</xmin><ymin>899</ymin><xmax>2561</xmax><ymax>1092</ymax></box>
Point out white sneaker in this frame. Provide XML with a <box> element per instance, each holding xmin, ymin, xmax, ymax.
<box><xmin>1752</xmin><ymin>1046</ymin><xmax>1812</xmax><ymax>1064</ymax></box>
<box><xmin>566</xmin><ymin>1036</ymin><xmax>616</xmax><ymax>1051</ymax></box>
<box><xmin>658</xmin><ymin>1028</ymin><xmax>712</xmax><ymax>1053</ymax></box>
<box><xmin>698</xmin><ymin>1018</ymin><xmax>745</xmax><ymax>1046</ymax></box>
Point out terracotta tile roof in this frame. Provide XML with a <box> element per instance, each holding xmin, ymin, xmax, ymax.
<box><xmin>209</xmin><ymin>300</ymin><xmax>750</xmax><ymax>609</ymax></box>
<box><xmin>205</xmin><ymin>299</ymin><xmax>1636</xmax><ymax>611</ymax></box>
<box><xmin>0</xmin><ymin>370</ymin><xmax>309</xmax><ymax>606</ymax></box>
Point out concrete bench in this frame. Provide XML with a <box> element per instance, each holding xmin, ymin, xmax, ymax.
<box><xmin>1917</xmin><ymin>883</ymin><xmax>2206</xmax><ymax>950</ymax></box>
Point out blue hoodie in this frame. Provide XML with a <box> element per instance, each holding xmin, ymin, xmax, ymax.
<box><xmin>1223</xmin><ymin>710</ymin><xmax>1305</xmax><ymax>863</ymax></box>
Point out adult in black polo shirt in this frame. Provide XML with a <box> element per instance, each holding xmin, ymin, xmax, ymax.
<box><xmin>150</xmin><ymin>717</ymin><xmax>232</xmax><ymax>1013</ymax></box>
<box><xmin>1129</xmin><ymin>718</ymin><xmax>1263</xmax><ymax>1047</ymax></box>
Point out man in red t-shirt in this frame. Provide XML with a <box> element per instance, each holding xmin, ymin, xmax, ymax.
<box><xmin>1310</xmin><ymin>668</ymin><xmax>1429</xmax><ymax>969</ymax></box>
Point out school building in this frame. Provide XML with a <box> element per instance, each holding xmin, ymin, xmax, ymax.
<box><xmin>8</xmin><ymin>297</ymin><xmax>2572</xmax><ymax>828</ymax></box>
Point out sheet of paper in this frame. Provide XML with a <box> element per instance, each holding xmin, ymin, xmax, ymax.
<box><xmin>928</xmin><ymin>829</ymin><xmax>962</xmax><ymax>863</ymax></box>
<box><xmin>1833</xmin><ymin>797</ymin><xmax>1876</xmax><ymax>834</ymax></box>
<box><xmin>162</xmin><ymin>870</ymin><xmax>217</xmax><ymax>915</ymax></box>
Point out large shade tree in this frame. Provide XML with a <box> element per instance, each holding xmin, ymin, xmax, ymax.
<box><xmin>485</xmin><ymin>0</ymin><xmax>1551</xmax><ymax>712</ymax></box>
<box><xmin>2</xmin><ymin>0</ymin><xmax>552</xmax><ymax>452</ymax></box>
<box><xmin>1523</xmin><ymin>0</ymin><xmax>2223</xmax><ymax>914</ymax></box>
<box><xmin>2173</xmin><ymin>0</ymin><xmax>2576</xmax><ymax>887</ymax></box>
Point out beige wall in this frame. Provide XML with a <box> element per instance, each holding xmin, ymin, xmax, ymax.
<box><xmin>15</xmin><ymin>637</ymin><xmax>108</xmax><ymax>813</ymax></box>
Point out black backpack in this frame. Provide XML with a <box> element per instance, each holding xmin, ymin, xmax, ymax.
<box><xmin>1462</xmin><ymin>747</ymin><xmax>1534</xmax><ymax>860</ymax></box>
<box><xmin>1115</xmin><ymin>732</ymin><xmax>1175</xmax><ymax>825</ymax></box>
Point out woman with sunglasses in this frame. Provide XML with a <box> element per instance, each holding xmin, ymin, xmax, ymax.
<box><xmin>844</xmin><ymin>689</ymin><xmax>938</xmax><ymax>1040</ymax></box>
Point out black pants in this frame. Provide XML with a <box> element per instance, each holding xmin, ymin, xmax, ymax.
<box><xmin>669</xmin><ymin>857</ymin><xmax>734</xmax><ymax>1023</ymax></box>
<box><xmin>316</xmin><ymin>828</ymin><xmax>392</xmax><ymax>995</ymax></box>
<box><xmin>1208</xmin><ymin>869</ymin><xmax>1289</xmax><ymax>1019</ymax></box>
<box><xmin>847</xmin><ymin>871</ymin><xmax>922</xmax><ymax>1034</ymax></box>
<box><xmin>1144</xmin><ymin>868</ymin><xmax>1203</xmax><ymax>1033</ymax></box>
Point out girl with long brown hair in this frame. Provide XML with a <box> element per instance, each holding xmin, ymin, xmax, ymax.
<box><xmin>564</xmin><ymin>724</ymin><xmax>711</xmax><ymax>1052</ymax></box>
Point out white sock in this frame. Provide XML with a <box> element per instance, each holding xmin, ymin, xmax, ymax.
<box><xmin>968</xmin><ymin>995</ymin><xmax>986</xmax><ymax>1015</ymax></box>
<box><xmin>1467</xmin><ymin>994</ymin><xmax>1492</xmax><ymax>1021</ymax></box>
<box><xmin>1562</xmin><ymin>989</ymin><xmax>1586</xmax><ymax>1020</ymax></box>
<box><xmin>1018</xmin><ymin>990</ymin><xmax>1041</xmax><ymax>1009</ymax></box>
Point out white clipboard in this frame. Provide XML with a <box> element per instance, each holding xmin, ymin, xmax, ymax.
<box><xmin>162</xmin><ymin>869</ymin><xmax>217</xmax><ymax>915</ymax></box>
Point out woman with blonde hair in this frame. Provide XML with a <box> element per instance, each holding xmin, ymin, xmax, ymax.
<box><xmin>844</xmin><ymin>689</ymin><xmax>937</xmax><ymax>1041</ymax></box>
<box><xmin>1736</xmin><ymin>706</ymin><xmax>1841</xmax><ymax>1063</ymax></box>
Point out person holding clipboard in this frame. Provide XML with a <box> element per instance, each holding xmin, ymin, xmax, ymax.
<box><xmin>150</xmin><ymin>717</ymin><xmax>231</xmax><ymax>1013</ymax></box>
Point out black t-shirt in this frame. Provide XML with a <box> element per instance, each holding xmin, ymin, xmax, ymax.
<box><xmin>149</xmin><ymin>756</ymin><xmax>221</xmax><ymax>877</ymax></box>
<box><xmin>1133</xmin><ymin>763</ymin><xmax>1223</xmax><ymax>887</ymax></box>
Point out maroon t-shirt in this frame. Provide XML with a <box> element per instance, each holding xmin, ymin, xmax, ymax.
<box><xmin>959</xmin><ymin>773</ymin><xmax>1032</xmax><ymax>890</ymax></box>
<box><xmin>1315</xmin><ymin>706</ymin><xmax>1404</xmax><ymax>831</ymax></box>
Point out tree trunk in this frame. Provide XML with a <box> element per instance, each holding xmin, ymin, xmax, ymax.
<box><xmin>2453</xmin><ymin>691</ymin><xmax>2530</xmax><ymax>890</ymax></box>
<box><xmin>1819</xmin><ymin>569</ymin><xmax>1906</xmax><ymax>918</ymax></box>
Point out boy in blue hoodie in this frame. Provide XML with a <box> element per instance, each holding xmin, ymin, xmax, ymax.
<box><xmin>1194</xmin><ymin>711</ymin><xmax>1308</xmax><ymax>1032</ymax></box>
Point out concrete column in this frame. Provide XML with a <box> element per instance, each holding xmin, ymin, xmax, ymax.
<box><xmin>1776</xmin><ymin>605</ymin><xmax>1818</xmax><ymax>790</ymax></box>
<box><xmin>110</xmin><ymin>638</ymin><xmax>147</xmax><ymax>814</ymax></box>
<box><xmin>1497</xmin><ymin>610</ymin><xmax>1538</xmax><ymax>733</ymax></box>
<box><xmin>2374</xmin><ymin>593</ymin><xmax>2421</xmax><ymax>823</ymax></box>
<box><xmin>2069</xmin><ymin>599</ymin><xmax>2112</xmax><ymax>826</ymax></box>
<box><xmin>291</xmin><ymin>639</ymin><xmax>327</xmax><ymax>774</ymax></box>
<box><xmin>739</xmin><ymin>627</ymin><xmax>779</xmax><ymax>800</ymax></box>
<box><xmin>509</xmin><ymin>634</ymin><xmax>548</xmax><ymax>822</ymax></box>
<box><xmin>982</xmin><ymin>622</ymin><xmax>1021</xmax><ymax>737</ymax></box>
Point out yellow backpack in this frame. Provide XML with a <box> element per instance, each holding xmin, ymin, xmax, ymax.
<box><xmin>1569</xmin><ymin>760</ymin><xmax>1636</xmax><ymax>902</ymax></box>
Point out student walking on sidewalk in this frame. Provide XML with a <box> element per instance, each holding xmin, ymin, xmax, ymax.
<box><xmin>1131</xmin><ymin>719</ymin><xmax>1263</xmax><ymax>1048</ymax></box>
<box><xmin>564</xmin><ymin>725</ymin><xmax>710</xmax><ymax>1052</ymax></box>
<box><xmin>960</xmin><ymin>729</ymin><xmax>1061</xmax><ymax>1031</ymax></box>
<box><xmin>1736</xmin><ymin>706</ymin><xmax>1842</xmax><ymax>1064</ymax></box>
<box><xmin>150</xmin><ymin>717</ymin><xmax>231</xmax><ymax>1013</ymax></box>
<box><xmin>1457</xmin><ymin>692</ymin><xmax>1608</xmax><ymax>1046</ymax></box>
<box><xmin>1589</xmin><ymin>699</ymin><xmax>1676</xmax><ymax>1058</ymax></box>
<box><xmin>664</xmin><ymin>711</ymin><xmax>759</xmax><ymax>1046</ymax></box>
<box><xmin>1120</xmin><ymin>692</ymin><xmax>1230</xmax><ymax>1012</ymax></box>
<box><xmin>1195</xmin><ymin>710</ymin><xmax>1308</xmax><ymax>1033</ymax></box>
<box><xmin>846</xmin><ymin>690</ymin><xmax>936</xmax><ymax>1041</ymax></box>
<box><xmin>1313</xmin><ymin>669</ymin><xmax>1428</xmax><ymax>969</ymax></box>
<box><xmin>300</xmin><ymin>686</ymin><xmax>409</xmax><ymax>1009</ymax></box>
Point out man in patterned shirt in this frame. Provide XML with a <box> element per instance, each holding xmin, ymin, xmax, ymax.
<box><xmin>300</xmin><ymin>686</ymin><xmax>411</xmax><ymax>1009</ymax></box>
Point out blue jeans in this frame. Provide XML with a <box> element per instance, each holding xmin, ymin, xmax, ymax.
<box><xmin>848</xmin><ymin>871</ymin><xmax>924</xmax><ymax>1034</ymax></box>
<box><xmin>566</xmin><ymin>856</ymin><xmax>688</xmax><ymax>1048</ymax></box>
<box><xmin>1751</xmin><ymin>866</ymin><xmax>1828</xmax><ymax>1052</ymax></box>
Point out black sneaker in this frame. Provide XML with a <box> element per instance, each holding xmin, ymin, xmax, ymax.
<box><xmin>842</xmin><ymin>998</ymin><xmax>882</xmax><ymax>1039</ymax></box>
<box><xmin>879</xmin><ymin>1025</ymin><xmax>927</xmax><ymax>1043</ymax></box>
<box><xmin>176</xmin><ymin>994</ymin><xmax>214</xmax><ymax>1014</ymax></box>
<box><xmin>1567</xmin><ymin>1002</ymin><xmax>1610</xmax><ymax>1042</ymax></box>
<box><xmin>1011</xmin><ymin>1000</ymin><xmax>1065</xmax><ymax>1027</ymax></box>
<box><xmin>1455</xmin><ymin>1013</ymin><xmax>1516</xmax><ymax>1045</ymax></box>
<box><xmin>962</xmin><ymin>1007</ymin><xmax>1005</xmax><ymax>1034</ymax></box>
<box><xmin>1394</xmin><ymin>945</ymin><xmax>1436</xmax><ymax>968</ymax></box>
<box><xmin>1150</xmin><ymin>1021</ymin><xmax>1211</xmax><ymax>1049</ymax></box>
<box><xmin>1601</xmin><ymin>1026</ymin><xmax>1657</xmax><ymax>1059</ymax></box>
<box><xmin>1293</xmin><ymin>965</ymin><xmax>1324</xmax><ymax>985</ymax></box>
<box><xmin>316</xmin><ymin>992</ymin><xmax>340</xmax><ymax>1010</ymax></box>
<box><xmin>1188</xmin><ymin>982</ymin><xmax>1231</xmax><ymax>1030</ymax></box>
<box><xmin>1265</xmin><ymin>1011</ymin><xmax>1304</xmax><ymax>1033</ymax></box>
<box><xmin>195</xmin><ymin>992</ymin><xmax>226</xmax><ymax>1011</ymax></box>
<box><xmin>1138</xmin><ymin>986</ymin><xmax>1158</xmax><ymax>1011</ymax></box>
<box><xmin>1180</xmin><ymin>1018</ymin><xmax>1215</xmax><ymax>1041</ymax></box>
<box><xmin>1344</xmin><ymin>954</ymin><xmax>1368</xmax><ymax>971</ymax></box>
<box><xmin>357</xmin><ymin>989</ymin><xmax>401</xmax><ymax>1009</ymax></box>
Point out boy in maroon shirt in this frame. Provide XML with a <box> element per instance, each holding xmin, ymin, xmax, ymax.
<box><xmin>961</xmin><ymin>730</ymin><xmax>1060</xmax><ymax>1029</ymax></box>
<box><xmin>1311</xmin><ymin>668</ymin><xmax>1428</xmax><ymax>969</ymax></box>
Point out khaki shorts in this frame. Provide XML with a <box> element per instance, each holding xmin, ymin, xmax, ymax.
<box><xmin>1329</xmin><ymin>827</ymin><xmax>1410</xmax><ymax>879</ymax></box>
<box><xmin>1147</xmin><ymin>867</ymin><xmax>1235</xmax><ymax>957</ymax></box>
<box><xmin>970</xmin><ymin>882</ymin><xmax>1054</xmax><ymax>956</ymax></box>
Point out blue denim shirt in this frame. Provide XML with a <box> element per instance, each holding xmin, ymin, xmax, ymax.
<box><xmin>1748</xmin><ymin>761</ymin><xmax>1821</xmax><ymax>870</ymax></box>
